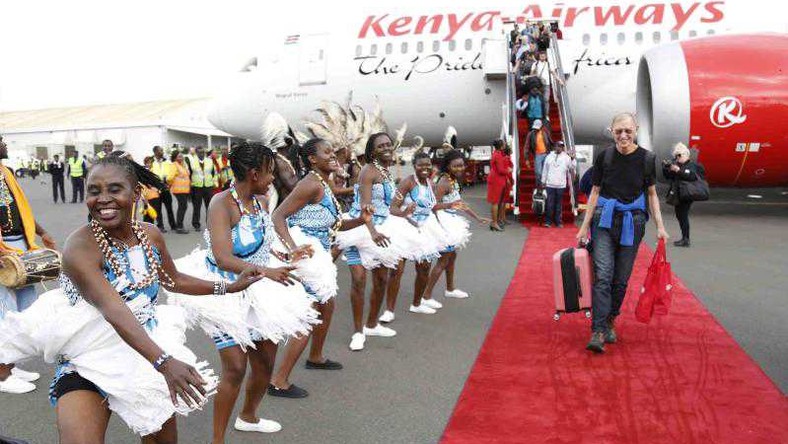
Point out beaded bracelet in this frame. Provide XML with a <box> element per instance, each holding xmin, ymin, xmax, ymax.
<box><xmin>213</xmin><ymin>280</ymin><xmax>227</xmax><ymax>295</ymax></box>
<box><xmin>153</xmin><ymin>353</ymin><xmax>172</xmax><ymax>371</ymax></box>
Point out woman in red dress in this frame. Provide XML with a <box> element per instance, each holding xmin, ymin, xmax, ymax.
<box><xmin>487</xmin><ymin>139</ymin><xmax>513</xmax><ymax>231</ymax></box>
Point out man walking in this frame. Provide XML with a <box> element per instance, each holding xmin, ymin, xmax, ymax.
<box><xmin>67</xmin><ymin>151</ymin><xmax>87</xmax><ymax>203</ymax></box>
<box><xmin>149</xmin><ymin>146</ymin><xmax>177</xmax><ymax>232</ymax></box>
<box><xmin>185</xmin><ymin>146</ymin><xmax>215</xmax><ymax>231</ymax></box>
<box><xmin>47</xmin><ymin>154</ymin><xmax>66</xmax><ymax>203</ymax></box>
<box><xmin>540</xmin><ymin>141</ymin><xmax>574</xmax><ymax>227</ymax></box>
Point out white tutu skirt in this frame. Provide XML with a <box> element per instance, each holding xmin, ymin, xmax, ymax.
<box><xmin>435</xmin><ymin>210</ymin><xmax>471</xmax><ymax>250</ymax></box>
<box><xmin>167</xmin><ymin>249</ymin><xmax>320</xmax><ymax>346</ymax></box>
<box><xmin>270</xmin><ymin>226</ymin><xmax>338</xmax><ymax>304</ymax></box>
<box><xmin>0</xmin><ymin>290</ymin><xmax>218</xmax><ymax>436</ymax></box>
<box><xmin>418</xmin><ymin>213</ymin><xmax>452</xmax><ymax>260</ymax></box>
<box><xmin>334</xmin><ymin>215</ymin><xmax>433</xmax><ymax>269</ymax></box>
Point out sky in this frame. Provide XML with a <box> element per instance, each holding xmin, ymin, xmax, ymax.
<box><xmin>0</xmin><ymin>1</ymin><xmax>296</xmax><ymax>111</ymax></box>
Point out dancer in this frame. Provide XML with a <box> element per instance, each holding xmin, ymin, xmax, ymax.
<box><xmin>269</xmin><ymin>138</ymin><xmax>373</xmax><ymax>398</ymax></box>
<box><xmin>167</xmin><ymin>142</ymin><xmax>319</xmax><ymax>442</ymax></box>
<box><xmin>0</xmin><ymin>154</ymin><xmax>262</xmax><ymax>442</ymax></box>
<box><xmin>334</xmin><ymin>133</ymin><xmax>432</xmax><ymax>351</ymax></box>
<box><xmin>422</xmin><ymin>149</ymin><xmax>490</xmax><ymax>303</ymax></box>
<box><xmin>381</xmin><ymin>152</ymin><xmax>448</xmax><ymax>322</ymax></box>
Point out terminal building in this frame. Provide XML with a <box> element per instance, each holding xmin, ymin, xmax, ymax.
<box><xmin>0</xmin><ymin>98</ymin><xmax>238</xmax><ymax>166</ymax></box>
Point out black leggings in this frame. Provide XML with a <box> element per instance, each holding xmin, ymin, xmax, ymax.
<box><xmin>175</xmin><ymin>193</ymin><xmax>189</xmax><ymax>229</ymax></box>
<box><xmin>674</xmin><ymin>201</ymin><xmax>693</xmax><ymax>240</ymax></box>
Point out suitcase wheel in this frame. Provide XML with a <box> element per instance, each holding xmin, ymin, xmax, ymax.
<box><xmin>585</xmin><ymin>310</ymin><xmax>592</xmax><ymax>319</ymax></box>
<box><xmin>553</xmin><ymin>313</ymin><xmax>560</xmax><ymax>321</ymax></box>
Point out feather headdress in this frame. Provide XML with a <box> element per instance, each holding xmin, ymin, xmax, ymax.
<box><xmin>260</xmin><ymin>112</ymin><xmax>293</xmax><ymax>151</ymax></box>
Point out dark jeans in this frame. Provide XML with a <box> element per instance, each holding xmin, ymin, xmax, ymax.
<box><xmin>545</xmin><ymin>187</ymin><xmax>565</xmax><ymax>225</ymax></box>
<box><xmin>52</xmin><ymin>175</ymin><xmax>65</xmax><ymax>203</ymax></box>
<box><xmin>70</xmin><ymin>176</ymin><xmax>84</xmax><ymax>203</ymax></box>
<box><xmin>175</xmin><ymin>193</ymin><xmax>189</xmax><ymax>229</ymax></box>
<box><xmin>675</xmin><ymin>201</ymin><xmax>692</xmax><ymax>240</ymax></box>
<box><xmin>190</xmin><ymin>186</ymin><xmax>213</xmax><ymax>229</ymax></box>
<box><xmin>590</xmin><ymin>209</ymin><xmax>647</xmax><ymax>332</ymax></box>
<box><xmin>155</xmin><ymin>190</ymin><xmax>177</xmax><ymax>230</ymax></box>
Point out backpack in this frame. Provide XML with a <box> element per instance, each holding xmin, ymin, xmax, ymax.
<box><xmin>527</xmin><ymin>95</ymin><xmax>544</xmax><ymax>119</ymax></box>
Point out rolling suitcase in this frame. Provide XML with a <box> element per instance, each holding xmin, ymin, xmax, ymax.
<box><xmin>552</xmin><ymin>246</ymin><xmax>593</xmax><ymax>320</ymax></box>
<box><xmin>532</xmin><ymin>188</ymin><xmax>546</xmax><ymax>216</ymax></box>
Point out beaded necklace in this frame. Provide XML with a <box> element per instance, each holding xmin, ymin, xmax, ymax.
<box><xmin>230</xmin><ymin>184</ymin><xmax>262</xmax><ymax>217</ymax></box>
<box><xmin>372</xmin><ymin>160</ymin><xmax>403</xmax><ymax>201</ymax></box>
<box><xmin>0</xmin><ymin>174</ymin><xmax>15</xmax><ymax>232</ymax></box>
<box><xmin>90</xmin><ymin>219</ymin><xmax>175</xmax><ymax>291</ymax></box>
<box><xmin>309</xmin><ymin>170</ymin><xmax>343</xmax><ymax>239</ymax></box>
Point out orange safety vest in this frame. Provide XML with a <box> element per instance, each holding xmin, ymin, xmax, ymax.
<box><xmin>169</xmin><ymin>162</ymin><xmax>191</xmax><ymax>194</ymax></box>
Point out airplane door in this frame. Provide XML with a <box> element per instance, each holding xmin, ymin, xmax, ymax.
<box><xmin>299</xmin><ymin>34</ymin><xmax>328</xmax><ymax>86</ymax></box>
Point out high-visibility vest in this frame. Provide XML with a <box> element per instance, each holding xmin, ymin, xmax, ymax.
<box><xmin>68</xmin><ymin>157</ymin><xmax>84</xmax><ymax>177</ymax></box>
<box><xmin>150</xmin><ymin>159</ymin><xmax>172</xmax><ymax>182</ymax></box>
<box><xmin>97</xmin><ymin>151</ymin><xmax>106</xmax><ymax>159</ymax></box>
<box><xmin>169</xmin><ymin>162</ymin><xmax>191</xmax><ymax>194</ymax></box>
<box><xmin>188</xmin><ymin>155</ymin><xmax>216</xmax><ymax>188</ymax></box>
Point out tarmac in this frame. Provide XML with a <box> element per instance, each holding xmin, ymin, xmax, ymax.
<box><xmin>0</xmin><ymin>176</ymin><xmax>785</xmax><ymax>443</ymax></box>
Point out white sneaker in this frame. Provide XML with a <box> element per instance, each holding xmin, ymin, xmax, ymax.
<box><xmin>421</xmin><ymin>298</ymin><xmax>443</xmax><ymax>309</ymax></box>
<box><xmin>363</xmin><ymin>324</ymin><xmax>397</xmax><ymax>337</ymax></box>
<box><xmin>349</xmin><ymin>332</ymin><xmax>366</xmax><ymax>351</ymax></box>
<box><xmin>234</xmin><ymin>417</ymin><xmax>282</xmax><ymax>434</ymax></box>
<box><xmin>379</xmin><ymin>310</ymin><xmax>395</xmax><ymax>323</ymax></box>
<box><xmin>409</xmin><ymin>304</ymin><xmax>436</xmax><ymax>314</ymax></box>
<box><xmin>11</xmin><ymin>367</ymin><xmax>40</xmax><ymax>382</ymax></box>
<box><xmin>445</xmin><ymin>288</ymin><xmax>470</xmax><ymax>299</ymax></box>
<box><xmin>0</xmin><ymin>375</ymin><xmax>36</xmax><ymax>394</ymax></box>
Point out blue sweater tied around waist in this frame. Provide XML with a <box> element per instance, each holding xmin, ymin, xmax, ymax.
<box><xmin>596</xmin><ymin>193</ymin><xmax>647</xmax><ymax>246</ymax></box>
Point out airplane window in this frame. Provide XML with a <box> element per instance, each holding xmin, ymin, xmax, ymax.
<box><xmin>635</xmin><ymin>32</ymin><xmax>643</xmax><ymax>44</ymax></box>
<box><xmin>385</xmin><ymin>43</ymin><xmax>393</xmax><ymax>55</ymax></box>
<box><xmin>600</xmin><ymin>33</ymin><xmax>608</xmax><ymax>45</ymax></box>
<box><xmin>582</xmin><ymin>33</ymin><xmax>590</xmax><ymax>46</ymax></box>
<box><xmin>401</xmin><ymin>42</ymin><xmax>408</xmax><ymax>54</ymax></box>
<box><xmin>689</xmin><ymin>30</ymin><xmax>698</xmax><ymax>38</ymax></box>
<box><xmin>465</xmin><ymin>39</ymin><xmax>472</xmax><ymax>50</ymax></box>
<box><xmin>433</xmin><ymin>40</ymin><xmax>440</xmax><ymax>51</ymax></box>
<box><xmin>653</xmin><ymin>31</ymin><xmax>661</xmax><ymax>43</ymax></box>
<box><xmin>449</xmin><ymin>40</ymin><xmax>456</xmax><ymax>51</ymax></box>
<box><xmin>707</xmin><ymin>29</ymin><xmax>715</xmax><ymax>35</ymax></box>
<box><xmin>617</xmin><ymin>32</ymin><xmax>625</xmax><ymax>45</ymax></box>
<box><xmin>355</xmin><ymin>45</ymin><xmax>362</xmax><ymax>57</ymax></box>
<box><xmin>670</xmin><ymin>31</ymin><xmax>679</xmax><ymax>41</ymax></box>
<box><xmin>417</xmin><ymin>41</ymin><xmax>424</xmax><ymax>53</ymax></box>
<box><xmin>370</xmin><ymin>44</ymin><xmax>377</xmax><ymax>55</ymax></box>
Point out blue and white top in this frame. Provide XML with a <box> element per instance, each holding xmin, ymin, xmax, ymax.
<box><xmin>441</xmin><ymin>178</ymin><xmax>462</xmax><ymax>214</ymax></box>
<box><xmin>205</xmin><ymin>191</ymin><xmax>273</xmax><ymax>280</ymax></box>
<box><xmin>288</xmin><ymin>182</ymin><xmax>339</xmax><ymax>251</ymax></box>
<box><xmin>349</xmin><ymin>181</ymin><xmax>393</xmax><ymax>225</ymax></box>
<box><xmin>403</xmin><ymin>180</ymin><xmax>436</xmax><ymax>225</ymax></box>
<box><xmin>52</xmin><ymin>244</ymin><xmax>161</xmax><ymax>404</ymax></box>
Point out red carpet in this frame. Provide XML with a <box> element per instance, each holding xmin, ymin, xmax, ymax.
<box><xmin>442</xmin><ymin>228</ymin><xmax>788</xmax><ymax>444</ymax></box>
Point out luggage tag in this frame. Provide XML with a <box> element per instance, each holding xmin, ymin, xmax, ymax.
<box><xmin>238</xmin><ymin>217</ymin><xmax>258</xmax><ymax>246</ymax></box>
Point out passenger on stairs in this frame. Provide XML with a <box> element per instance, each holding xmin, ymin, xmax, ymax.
<box><xmin>530</xmin><ymin>51</ymin><xmax>563</xmax><ymax>115</ymax></box>
<box><xmin>576</xmin><ymin>113</ymin><xmax>669</xmax><ymax>354</ymax></box>
<box><xmin>540</xmin><ymin>141</ymin><xmax>574</xmax><ymax>228</ymax></box>
<box><xmin>524</xmin><ymin>119</ymin><xmax>553</xmax><ymax>185</ymax></box>
<box><xmin>515</xmin><ymin>86</ymin><xmax>546</xmax><ymax>129</ymax></box>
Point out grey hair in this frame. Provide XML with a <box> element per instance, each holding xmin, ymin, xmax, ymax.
<box><xmin>610</xmin><ymin>112</ymin><xmax>638</xmax><ymax>127</ymax></box>
<box><xmin>672</xmin><ymin>142</ymin><xmax>690</xmax><ymax>158</ymax></box>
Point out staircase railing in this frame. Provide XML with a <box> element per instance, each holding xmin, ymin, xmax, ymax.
<box><xmin>505</xmin><ymin>32</ymin><xmax>521</xmax><ymax>215</ymax></box>
<box><xmin>547</xmin><ymin>33</ymin><xmax>578</xmax><ymax>215</ymax></box>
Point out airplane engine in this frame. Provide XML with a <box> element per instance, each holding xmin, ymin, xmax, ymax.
<box><xmin>636</xmin><ymin>34</ymin><xmax>788</xmax><ymax>186</ymax></box>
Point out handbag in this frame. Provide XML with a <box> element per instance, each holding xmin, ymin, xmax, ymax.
<box><xmin>635</xmin><ymin>239</ymin><xmax>673</xmax><ymax>323</ymax></box>
<box><xmin>665</xmin><ymin>180</ymin><xmax>680</xmax><ymax>206</ymax></box>
<box><xmin>678</xmin><ymin>177</ymin><xmax>710</xmax><ymax>202</ymax></box>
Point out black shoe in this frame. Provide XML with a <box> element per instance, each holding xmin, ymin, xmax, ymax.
<box><xmin>305</xmin><ymin>359</ymin><xmax>343</xmax><ymax>370</ymax></box>
<box><xmin>175</xmin><ymin>228</ymin><xmax>189</xmax><ymax>234</ymax></box>
<box><xmin>267</xmin><ymin>383</ymin><xmax>309</xmax><ymax>398</ymax></box>
<box><xmin>604</xmin><ymin>317</ymin><xmax>618</xmax><ymax>344</ymax></box>
<box><xmin>673</xmin><ymin>238</ymin><xmax>690</xmax><ymax>247</ymax></box>
<box><xmin>193</xmin><ymin>225</ymin><xmax>201</xmax><ymax>231</ymax></box>
<box><xmin>586</xmin><ymin>332</ymin><xmax>605</xmax><ymax>353</ymax></box>
<box><xmin>158</xmin><ymin>227</ymin><xmax>168</xmax><ymax>233</ymax></box>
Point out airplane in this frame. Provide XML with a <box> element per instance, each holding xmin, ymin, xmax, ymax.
<box><xmin>208</xmin><ymin>0</ymin><xmax>788</xmax><ymax>187</ymax></box>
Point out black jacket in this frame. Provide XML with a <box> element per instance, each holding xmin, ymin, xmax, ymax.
<box><xmin>48</xmin><ymin>160</ymin><xmax>65</xmax><ymax>177</ymax></box>
<box><xmin>662</xmin><ymin>160</ymin><xmax>704</xmax><ymax>182</ymax></box>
